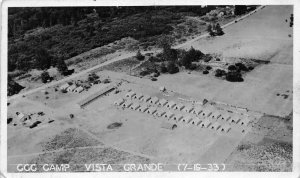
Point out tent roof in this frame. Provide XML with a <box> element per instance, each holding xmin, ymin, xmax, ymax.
<box><xmin>131</xmin><ymin>102</ymin><xmax>140</xmax><ymax>107</ymax></box>
<box><xmin>126</xmin><ymin>91</ymin><xmax>135</xmax><ymax>96</ymax></box>
<box><xmin>211</xmin><ymin>122</ymin><xmax>221</xmax><ymax>127</ymax></box>
<box><xmin>202</xmin><ymin>119</ymin><xmax>211</xmax><ymax>125</ymax></box>
<box><xmin>168</xmin><ymin>101</ymin><xmax>176</xmax><ymax>105</ymax></box>
<box><xmin>148</xmin><ymin>107</ymin><xmax>157</xmax><ymax>112</ymax></box>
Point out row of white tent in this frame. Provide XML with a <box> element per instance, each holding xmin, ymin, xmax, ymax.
<box><xmin>60</xmin><ymin>83</ymin><xmax>84</xmax><ymax>93</ymax></box>
<box><xmin>124</xmin><ymin>91</ymin><xmax>251</xmax><ymax>126</ymax></box>
<box><xmin>114</xmin><ymin>98</ymin><xmax>232</xmax><ymax>133</ymax></box>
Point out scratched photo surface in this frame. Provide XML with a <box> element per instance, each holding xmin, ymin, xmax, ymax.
<box><xmin>7</xmin><ymin>5</ymin><xmax>293</xmax><ymax>172</ymax></box>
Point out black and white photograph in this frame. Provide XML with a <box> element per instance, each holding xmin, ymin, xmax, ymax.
<box><xmin>1</xmin><ymin>0</ymin><xmax>299</xmax><ymax>177</ymax></box>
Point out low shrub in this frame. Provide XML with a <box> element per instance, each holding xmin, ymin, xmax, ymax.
<box><xmin>226</xmin><ymin>71</ymin><xmax>244</xmax><ymax>82</ymax></box>
<box><xmin>206</xmin><ymin>66</ymin><xmax>212</xmax><ymax>70</ymax></box>
<box><xmin>215</xmin><ymin>69</ymin><xmax>226</xmax><ymax>77</ymax></box>
<box><xmin>248</xmin><ymin>66</ymin><xmax>254</xmax><ymax>70</ymax></box>
<box><xmin>203</xmin><ymin>70</ymin><xmax>209</xmax><ymax>74</ymax></box>
<box><xmin>228</xmin><ymin>65</ymin><xmax>237</xmax><ymax>71</ymax></box>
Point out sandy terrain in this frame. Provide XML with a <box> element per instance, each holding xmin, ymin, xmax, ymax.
<box><xmin>7</xmin><ymin>5</ymin><xmax>293</xmax><ymax>172</ymax></box>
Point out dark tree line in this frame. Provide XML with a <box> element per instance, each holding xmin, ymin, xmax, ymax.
<box><xmin>8</xmin><ymin>6</ymin><xmax>219</xmax><ymax>77</ymax></box>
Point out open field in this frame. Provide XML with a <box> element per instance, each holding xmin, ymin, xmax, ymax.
<box><xmin>7</xmin><ymin>5</ymin><xmax>293</xmax><ymax>172</ymax></box>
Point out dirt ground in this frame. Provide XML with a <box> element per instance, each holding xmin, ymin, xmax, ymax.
<box><xmin>7</xmin><ymin>5</ymin><xmax>293</xmax><ymax>172</ymax></box>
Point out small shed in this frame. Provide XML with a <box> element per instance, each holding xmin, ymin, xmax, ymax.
<box><xmin>114</xmin><ymin>98</ymin><xmax>125</xmax><ymax>106</ymax></box>
<box><xmin>167</xmin><ymin>101</ymin><xmax>176</xmax><ymax>109</ymax></box>
<box><xmin>158</xmin><ymin>98</ymin><xmax>168</xmax><ymax>106</ymax></box>
<box><xmin>17</xmin><ymin>112</ymin><xmax>26</xmax><ymax>121</ymax></box>
<box><xmin>138</xmin><ymin>105</ymin><xmax>148</xmax><ymax>112</ymax></box>
<box><xmin>210</xmin><ymin>122</ymin><xmax>221</xmax><ymax>130</ymax></box>
<box><xmin>193</xmin><ymin>106</ymin><xmax>203</xmax><ymax>115</ymax></box>
<box><xmin>130</xmin><ymin>103</ymin><xmax>140</xmax><ymax>110</ymax></box>
<box><xmin>159</xmin><ymin>86</ymin><xmax>166</xmax><ymax>92</ymax></box>
<box><xmin>67</xmin><ymin>85</ymin><xmax>77</xmax><ymax>92</ymax></box>
<box><xmin>181</xmin><ymin>116</ymin><xmax>193</xmax><ymax>123</ymax></box>
<box><xmin>220</xmin><ymin>111</ymin><xmax>231</xmax><ymax>121</ymax></box>
<box><xmin>142</xmin><ymin>95</ymin><xmax>151</xmax><ymax>102</ymax></box>
<box><xmin>125</xmin><ymin>91</ymin><xmax>136</xmax><ymax>98</ymax></box>
<box><xmin>220</xmin><ymin>124</ymin><xmax>231</xmax><ymax>133</ymax></box>
<box><xmin>210</xmin><ymin>111</ymin><xmax>221</xmax><ymax>119</ymax></box>
<box><xmin>174</xmin><ymin>103</ymin><xmax>185</xmax><ymax>111</ymax></box>
<box><xmin>149</xmin><ymin>96</ymin><xmax>159</xmax><ymax>104</ymax></box>
<box><xmin>172</xmin><ymin>114</ymin><xmax>184</xmax><ymax>122</ymax></box>
<box><xmin>229</xmin><ymin>114</ymin><xmax>241</xmax><ymax>124</ymax></box>
<box><xmin>156</xmin><ymin>109</ymin><xmax>166</xmax><ymax>117</ymax></box>
<box><xmin>201</xmin><ymin>107</ymin><xmax>213</xmax><ymax>117</ymax></box>
<box><xmin>240</xmin><ymin>117</ymin><xmax>250</xmax><ymax>126</ymax></box>
<box><xmin>122</xmin><ymin>101</ymin><xmax>133</xmax><ymax>108</ymax></box>
<box><xmin>60</xmin><ymin>83</ymin><xmax>70</xmax><ymax>90</ymax></box>
<box><xmin>74</xmin><ymin>86</ymin><xmax>84</xmax><ymax>93</ymax></box>
<box><xmin>161</xmin><ymin>122</ymin><xmax>177</xmax><ymax>130</ymax></box>
<box><xmin>164</xmin><ymin>111</ymin><xmax>175</xmax><ymax>119</ymax></box>
<box><xmin>133</xmin><ymin>93</ymin><xmax>144</xmax><ymax>100</ymax></box>
<box><xmin>147</xmin><ymin>107</ymin><xmax>157</xmax><ymax>115</ymax></box>
<box><xmin>200</xmin><ymin>119</ymin><xmax>211</xmax><ymax>128</ymax></box>
<box><xmin>184</xmin><ymin>105</ymin><xmax>194</xmax><ymax>113</ymax></box>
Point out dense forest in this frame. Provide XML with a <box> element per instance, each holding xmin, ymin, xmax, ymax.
<box><xmin>8</xmin><ymin>6</ymin><xmax>217</xmax><ymax>74</ymax></box>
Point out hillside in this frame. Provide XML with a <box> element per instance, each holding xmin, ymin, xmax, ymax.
<box><xmin>7</xmin><ymin>6</ymin><xmax>257</xmax><ymax>96</ymax></box>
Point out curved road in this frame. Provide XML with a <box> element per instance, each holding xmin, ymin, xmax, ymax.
<box><xmin>8</xmin><ymin>6</ymin><xmax>264</xmax><ymax>101</ymax></box>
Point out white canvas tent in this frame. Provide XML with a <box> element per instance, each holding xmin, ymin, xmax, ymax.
<box><xmin>200</xmin><ymin>119</ymin><xmax>211</xmax><ymax>128</ymax></box>
<box><xmin>201</xmin><ymin>107</ymin><xmax>212</xmax><ymax>117</ymax></box>
<box><xmin>74</xmin><ymin>86</ymin><xmax>84</xmax><ymax>93</ymax></box>
<box><xmin>181</xmin><ymin>116</ymin><xmax>193</xmax><ymax>123</ymax></box>
<box><xmin>125</xmin><ymin>91</ymin><xmax>136</xmax><ymax>98</ymax></box>
<box><xmin>156</xmin><ymin>109</ymin><xmax>166</xmax><ymax>117</ymax></box>
<box><xmin>158</xmin><ymin>98</ymin><xmax>168</xmax><ymax>106</ymax></box>
<box><xmin>193</xmin><ymin>106</ymin><xmax>203</xmax><ymax>115</ymax></box>
<box><xmin>210</xmin><ymin>111</ymin><xmax>221</xmax><ymax>119</ymax></box>
<box><xmin>220</xmin><ymin>111</ymin><xmax>231</xmax><ymax>121</ymax></box>
<box><xmin>174</xmin><ymin>103</ymin><xmax>185</xmax><ymax>111</ymax></box>
<box><xmin>229</xmin><ymin>114</ymin><xmax>241</xmax><ymax>124</ymax></box>
<box><xmin>240</xmin><ymin>116</ymin><xmax>250</xmax><ymax>126</ymax></box>
<box><xmin>122</xmin><ymin>101</ymin><xmax>133</xmax><ymax>108</ymax></box>
<box><xmin>220</xmin><ymin>124</ymin><xmax>231</xmax><ymax>133</ymax></box>
<box><xmin>164</xmin><ymin>111</ymin><xmax>174</xmax><ymax>119</ymax></box>
<box><xmin>167</xmin><ymin>101</ymin><xmax>176</xmax><ymax>109</ymax></box>
<box><xmin>147</xmin><ymin>107</ymin><xmax>157</xmax><ymax>115</ymax></box>
<box><xmin>133</xmin><ymin>93</ymin><xmax>144</xmax><ymax>100</ymax></box>
<box><xmin>130</xmin><ymin>103</ymin><xmax>140</xmax><ymax>110</ymax></box>
<box><xmin>114</xmin><ymin>98</ymin><xmax>125</xmax><ymax>106</ymax></box>
<box><xmin>142</xmin><ymin>95</ymin><xmax>151</xmax><ymax>102</ymax></box>
<box><xmin>138</xmin><ymin>105</ymin><xmax>148</xmax><ymax>112</ymax></box>
<box><xmin>184</xmin><ymin>105</ymin><xmax>194</xmax><ymax>113</ymax></box>
<box><xmin>190</xmin><ymin>118</ymin><xmax>201</xmax><ymax>125</ymax></box>
<box><xmin>172</xmin><ymin>114</ymin><xmax>184</xmax><ymax>122</ymax></box>
<box><xmin>210</xmin><ymin>122</ymin><xmax>221</xmax><ymax>130</ymax></box>
<box><xmin>149</xmin><ymin>96</ymin><xmax>159</xmax><ymax>104</ymax></box>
